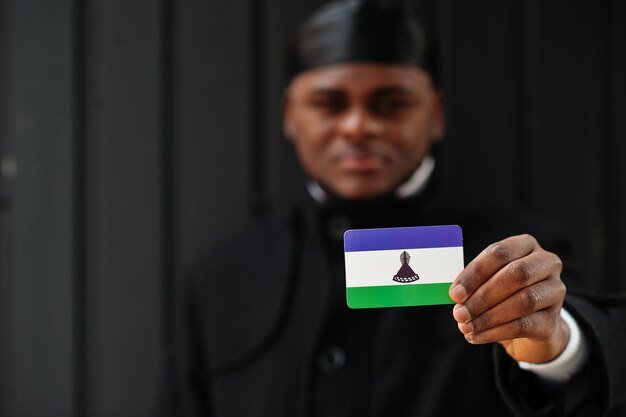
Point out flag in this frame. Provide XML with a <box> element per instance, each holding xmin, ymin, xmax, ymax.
<box><xmin>344</xmin><ymin>225</ymin><xmax>464</xmax><ymax>308</ymax></box>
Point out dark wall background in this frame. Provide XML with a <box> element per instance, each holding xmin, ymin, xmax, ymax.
<box><xmin>0</xmin><ymin>0</ymin><xmax>624</xmax><ymax>416</ymax></box>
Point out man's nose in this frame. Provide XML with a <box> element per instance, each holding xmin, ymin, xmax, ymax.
<box><xmin>337</xmin><ymin>107</ymin><xmax>381</xmax><ymax>142</ymax></box>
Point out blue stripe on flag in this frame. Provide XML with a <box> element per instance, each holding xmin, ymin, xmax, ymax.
<box><xmin>344</xmin><ymin>225</ymin><xmax>462</xmax><ymax>252</ymax></box>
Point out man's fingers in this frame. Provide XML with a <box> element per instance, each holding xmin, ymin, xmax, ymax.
<box><xmin>452</xmin><ymin>250</ymin><xmax>563</xmax><ymax>323</ymax></box>
<box><xmin>461</xmin><ymin>307</ymin><xmax>561</xmax><ymax>345</ymax></box>
<box><xmin>456</xmin><ymin>279</ymin><xmax>566</xmax><ymax>335</ymax></box>
<box><xmin>449</xmin><ymin>234</ymin><xmax>539</xmax><ymax>303</ymax></box>
<box><xmin>448</xmin><ymin>234</ymin><xmax>569</xmax><ymax>363</ymax></box>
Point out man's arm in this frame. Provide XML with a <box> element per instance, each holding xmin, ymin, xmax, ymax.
<box><xmin>449</xmin><ymin>234</ymin><xmax>626</xmax><ymax>415</ymax></box>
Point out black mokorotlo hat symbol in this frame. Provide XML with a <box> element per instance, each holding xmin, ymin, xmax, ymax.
<box><xmin>393</xmin><ymin>251</ymin><xmax>420</xmax><ymax>283</ymax></box>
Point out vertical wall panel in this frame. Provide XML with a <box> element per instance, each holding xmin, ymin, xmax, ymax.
<box><xmin>175</xmin><ymin>0</ymin><xmax>253</xmax><ymax>270</ymax></box>
<box><xmin>11</xmin><ymin>0</ymin><xmax>77</xmax><ymax>415</ymax></box>
<box><xmin>172</xmin><ymin>0</ymin><xmax>195</xmax><ymax>274</ymax></box>
<box><xmin>525</xmin><ymin>1</ymin><xmax>606</xmax><ymax>288</ymax></box>
<box><xmin>263</xmin><ymin>0</ymin><xmax>290</xmax><ymax>215</ymax></box>
<box><xmin>0</xmin><ymin>0</ymin><xmax>16</xmax><ymax>415</ymax></box>
<box><xmin>606</xmin><ymin>0</ymin><xmax>626</xmax><ymax>292</ymax></box>
<box><xmin>432</xmin><ymin>0</ymin><xmax>454</xmax><ymax>194</ymax></box>
<box><xmin>84</xmin><ymin>1</ymin><xmax>164</xmax><ymax>415</ymax></box>
<box><xmin>262</xmin><ymin>0</ymin><xmax>309</xmax><ymax>215</ymax></box>
<box><xmin>446</xmin><ymin>1</ymin><xmax>521</xmax><ymax>209</ymax></box>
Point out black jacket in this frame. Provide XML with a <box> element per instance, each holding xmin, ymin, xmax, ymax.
<box><xmin>160</xmin><ymin>182</ymin><xmax>626</xmax><ymax>417</ymax></box>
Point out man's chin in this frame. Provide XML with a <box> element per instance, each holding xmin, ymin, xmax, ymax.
<box><xmin>325</xmin><ymin>180</ymin><xmax>394</xmax><ymax>201</ymax></box>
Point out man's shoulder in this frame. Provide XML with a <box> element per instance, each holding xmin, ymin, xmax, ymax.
<box><xmin>185</xmin><ymin>211</ymin><xmax>296</xmax><ymax>298</ymax></box>
<box><xmin>192</xmin><ymin>214</ymin><xmax>292</xmax><ymax>271</ymax></box>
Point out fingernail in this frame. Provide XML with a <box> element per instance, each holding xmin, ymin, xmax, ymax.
<box><xmin>464</xmin><ymin>333</ymin><xmax>474</xmax><ymax>344</ymax></box>
<box><xmin>453</xmin><ymin>304</ymin><xmax>470</xmax><ymax>323</ymax></box>
<box><xmin>458</xmin><ymin>321</ymin><xmax>473</xmax><ymax>334</ymax></box>
<box><xmin>450</xmin><ymin>285</ymin><xmax>467</xmax><ymax>303</ymax></box>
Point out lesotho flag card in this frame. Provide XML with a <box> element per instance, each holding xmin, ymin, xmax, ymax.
<box><xmin>344</xmin><ymin>225</ymin><xmax>464</xmax><ymax>308</ymax></box>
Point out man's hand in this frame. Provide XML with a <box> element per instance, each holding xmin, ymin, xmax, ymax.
<box><xmin>449</xmin><ymin>234</ymin><xmax>570</xmax><ymax>363</ymax></box>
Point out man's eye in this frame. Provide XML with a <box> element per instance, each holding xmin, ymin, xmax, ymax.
<box><xmin>308</xmin><ymin>99</ymin><xmax>346</xmax><ymax>112</ymax></box>
<box><xmin>373</xmin><ymin>99</ymin><xmax>411</xmax><ymax>115</ymax></box>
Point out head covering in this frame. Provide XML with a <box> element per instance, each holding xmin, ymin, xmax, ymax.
<box><xmin>288</xmin><ymin>0</ymin><xmax>438</xmax><ymax>83</ymax></box>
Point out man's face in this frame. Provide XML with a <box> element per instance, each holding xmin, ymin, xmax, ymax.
<box><xmin>283</xmin><ymin>63</ymin><xmax>444</xmax><ymax>200</ymax></box>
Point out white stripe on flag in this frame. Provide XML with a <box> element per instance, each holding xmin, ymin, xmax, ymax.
<box><xmin>345</xmin><ymin>246</ymin><xmax>464</xmax><ymax>288</ymax></box>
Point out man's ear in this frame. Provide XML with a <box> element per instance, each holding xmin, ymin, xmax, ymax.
<box><xmin>282</xmin><ymin>90</ymin><xmax>297</xmax><ymax>141</ymax></box>
<box><xmin>430</xmin><ymin>89</ymin><xmax>445</xmax><ymax>142</ymax></box>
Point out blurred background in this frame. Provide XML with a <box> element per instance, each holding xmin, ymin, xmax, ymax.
<box><xmin>0</xmin><ymin>0</ymin><xmax>624</xmax><ymax>416</ymax></box>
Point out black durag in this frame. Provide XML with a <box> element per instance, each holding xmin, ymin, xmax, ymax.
<box><xmin>288</xmin><ymin>0</ymin><xmax>437</xmax><ymax>82</ymax></box>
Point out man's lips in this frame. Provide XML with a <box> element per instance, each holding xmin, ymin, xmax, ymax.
<box><xmin>338</xmin><ymin>154</ymin><xmax>384</xmax><ymax>171</ymax></box>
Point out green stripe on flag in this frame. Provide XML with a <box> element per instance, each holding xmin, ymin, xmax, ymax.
<box><xmin>347</xmin><ymin>282</ymin><xmax>453</xmax><ymax>308</ymax></box>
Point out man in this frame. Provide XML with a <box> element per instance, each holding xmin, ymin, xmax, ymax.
<box><xmin>161</xmin><ymin>1</ymin><xmax>626</xmax><ymax>415</ymax></box>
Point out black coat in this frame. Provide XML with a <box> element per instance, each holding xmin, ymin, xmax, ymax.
<box><xmin>160</xmin><ymin>182</ymin><xmax>626</xmax><ymax>417</ymax></box>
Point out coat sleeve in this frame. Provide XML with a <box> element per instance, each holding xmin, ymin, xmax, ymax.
<box><xmin>493</xmin><ymin>291</ymin><xmax>626</xmax><ymax>416</ymax></box>
<box><xmin>155</xmin><ymin>263</ymin><xmax>213</xmax><ymax>417</ymax></box>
